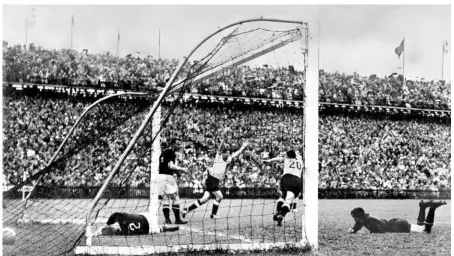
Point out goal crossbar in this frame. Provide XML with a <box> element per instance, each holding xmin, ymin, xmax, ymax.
<box><xmin>167</xmin><ymin>32</ymin><xmax>303</xmax><ymax>95</ymax></box>
<box><xmin>81</xmin><ymin>17</ymin><xmax>318</xmax><ymax>253</ymax></box>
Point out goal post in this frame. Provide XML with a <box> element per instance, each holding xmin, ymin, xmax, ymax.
<box><xmin>3</xmin><ymin>17</ymin><xmax>319</xmax><ymax>256</ymax></box>
<box><xmin>148</xmin><ymin>105</ymin><xmax>162</xmax><ymax>234</ymax></box>
<box><xmin>303</xmin><ymin>20</ymin><xmax>320</xmax><ymax>250</ymax></box>
<box><xmin>79</xmin><ymin>17</ymin><xmax>320</xmax><ymax>254</ymax></box>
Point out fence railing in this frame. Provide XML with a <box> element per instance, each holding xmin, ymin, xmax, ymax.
<box><xmin>3</xmin><ymin>82</ymin><xmax>451</xmax><ymax>115</ymax></box>
<box><xmin>4</xmin><ymin>185</ymin><xmax>451</xmax><ymax>200</ymax></box>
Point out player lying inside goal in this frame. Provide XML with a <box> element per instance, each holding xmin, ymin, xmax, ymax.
<box><xmin>263</xmin><ymin>149</ymin><xmax>303</xmax><ymax>226</ymax></box>
<box><xmin>182</xmin><ymin>128</ymin><xmax>249</xmax><ymax>219</ymax></box>
<box><xmin>349</xmin><ymin>200</ymin><xmax>447</xmax><ymax>234</ymax></box>
<box><xmin>94</xmin><ymin>212</ymin><xmax>179</xmax><ymax>236</ymax></box>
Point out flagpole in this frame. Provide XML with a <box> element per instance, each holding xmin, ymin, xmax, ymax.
<box><xmin>159</xmin><ymin>28</ymin><xmax>161</xmax><ymax>59</ymax></box>
<box><xmin>402</xmin><ymin>38</ymin><xmax>405</xmax><ymax>86</ymax></box>
<box><xmin>25</xmin><ymin>17</ymin><xmax>28</xmax><ymax>48</ymax></box>
<box><xmin>442</xmin><ymin>41</ymin><xmax>444</xmax><ymax>80</ymax></box>
<box><xmin>117</xmin><ymin>27</ymin><xmax>119</xmax><ymax>57</ymax></box>
<box><xmin>71</xmin><ymin>15</ymin><xmax>73</xmax><ymax>49</ymax></box>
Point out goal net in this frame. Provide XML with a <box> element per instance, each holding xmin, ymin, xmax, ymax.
<box><xmin>3</xmin><ymin>18</ymin><xmax>319</xmax><ymax>256</ymax></box>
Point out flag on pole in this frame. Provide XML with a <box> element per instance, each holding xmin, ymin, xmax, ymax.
<box><xmin>394</xmin><ymin>38</ymin><xmax>405</xmax><ymax>59</ymax></box>
<box><xmin>72</xmin><ymin>15</ymin><xmax>74</xmax><ymax>26</ymax></box>
<box><xmin>443</xmin><ymin>40</ymin><xmax>448</xmax><ymax>53</ymax></box>
<box><xmin>118</xmin><ymin>29</ymin><xmax>120</xmax><ymax>42</ymax></box>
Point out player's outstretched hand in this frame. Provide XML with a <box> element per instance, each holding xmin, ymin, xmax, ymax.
<box><xmin>93</xmin><ymin>227</ymin><xmax>104</xmax><ymax>237</ymax></box>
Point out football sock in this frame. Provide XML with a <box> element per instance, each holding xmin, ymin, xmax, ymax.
<box><xmin>212</xmin><ymin>199</ymin><xmax>221</xmax><ymax>216</ymax></box>
<box><xmin>163</xmin><ymin>204</ymin><xmax>171</xmax><ymax>223</ymax></box>
<box><xmin>417</xmin><ymin>205</ymin><xmax>426</xmax><ymax>225</ymax></box>
<box><xmin>291</xmin><ymin>202</ymin><xmax>297</xmax><ymax>211</ymax></box>
<box><xmin>276</xmin><ymin>198</ymin><xmax>284</xmax><ymax>214</ymax></box>
<box><xmin>188</xmin><ymin>200</ymin><xmax>202</xmax><ymax>212</ymax></box>
<box><xmin>424</xmin><ymin>208</ymin><xmax>436</xmax><ymax>233</ymax></box>
<box><xmin>281</xmin><ymin>204</ymin><xmax>290</xmax><ymax>217</ymax></box>
<box><xmin>172</xmin><ymin>204</ymin><xmax>182</xmax><ymax>222</ymax></box>
<box><xmin>162</xmin><ymin>225</ymin><xmax>179</xmax><ymax>232</ymax></box>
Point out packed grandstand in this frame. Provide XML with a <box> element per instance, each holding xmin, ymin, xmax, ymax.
<box><xmin>2</xmin><ymin>43</ymin><xmax>451</xmax><ymax>194</ymax></box>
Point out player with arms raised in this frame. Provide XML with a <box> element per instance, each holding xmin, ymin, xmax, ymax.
<box><xmin>158</xmin><ymin>138</ymin><xmax>188</xmax><ymax>224</ymax></box>
<box><xmin>263</xmin><ymin>149</ymin><xmax>303</xmax><ymax>226</ymax></box>
<box><xmin>182</xmin><ymin>128</ymin><xmax>249</xmax><ymax>219</ymax></box>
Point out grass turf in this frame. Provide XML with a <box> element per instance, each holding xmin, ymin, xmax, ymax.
<box><xmin>3</xmin><ymin>199</ymin><xmax>451</xmax><ymax>256</ymax></box>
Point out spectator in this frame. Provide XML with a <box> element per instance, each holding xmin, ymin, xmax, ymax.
<box><xmin>3</xmin><ymin>42</ymin><xmax>450</xmax><ymax>110</ymax></box>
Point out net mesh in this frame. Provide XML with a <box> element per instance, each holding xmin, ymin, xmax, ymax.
<box><xmin>3</xmin><ymin>19</ymin><xmax>309</xmax><ymax>255</ymax></box>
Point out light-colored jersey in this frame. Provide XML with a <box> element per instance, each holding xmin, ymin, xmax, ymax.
<box><xmin>209</xmin><ymin>153</ymin><xmax>231</xmax><ymax>180</ymax></box>
<box><xmin>283</xmin><ymin>157</ymin><xmax>303</xmax><ymax>178</ymax></box>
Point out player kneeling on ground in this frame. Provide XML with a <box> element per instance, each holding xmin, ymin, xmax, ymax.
<box><xmin>349</xmin><ymin>200</ymin><xmax>447</xmax><ymax>234</ymax></box>
<box><xmin>94</xmin><ymin>212</ymin><xmax>179</xmax><ymax>236</ymax></box>
<box><xmin>263</xmin><ymin>149</ymin><xmax>303</xmax><ymax>226</ymax></box>
<box><xmin>183</xmin><ymin>128</ymin><xmax>249</xmax><ymax>219</ymax></box>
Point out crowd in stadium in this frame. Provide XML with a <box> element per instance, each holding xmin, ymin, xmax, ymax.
<box><xmin>3</xmin><ymin>89</ymin><xmax>450</xmax><ymax>193</ymax></box>
<box><xmin>3</xmin><ymin>43</ymin><xmax>451</xmax><ymax>110</ymax></box>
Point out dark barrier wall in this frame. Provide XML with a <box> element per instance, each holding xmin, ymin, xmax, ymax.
<box><xmin>6</xmin><ymin>186</ymin><xmax>450</xmax><ymax>200</ymax></box>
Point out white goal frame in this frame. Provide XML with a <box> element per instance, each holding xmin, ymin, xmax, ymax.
<box><xmin>77</xmin><ymin>18</ymin><xmax>319</xmax><ymax>255</ymax></box>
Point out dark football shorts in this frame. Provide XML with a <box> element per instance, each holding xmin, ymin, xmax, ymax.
<box><xmin>205</xmin><ymin>175</ymin><xmax>221</xmax><ymax>192</ymax></box>
<box><xmin>280</xmin><ymin>174</ymin><xmax>302</xmax><ymax>198</ymax></box>
<box><xmin>386</xmin><ymin>218</ymin><xmax>411</xmax><ymax>233</ymax></box>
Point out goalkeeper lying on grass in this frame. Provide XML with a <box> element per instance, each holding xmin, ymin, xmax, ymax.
<box><xmin>94</xmin><ymin>212</ymin><xmax>179</xmax><ymax>236</ymax></box>
<box><xmin>349</xmin><ymin>200</ymin><xmax>446</xmax><ymax>234</ymax></box>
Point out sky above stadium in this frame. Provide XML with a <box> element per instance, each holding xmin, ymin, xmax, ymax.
<box><xmin>2</xmin><ymin>4</ymin><xmax>451</xmax><ymax>81</ymax></box>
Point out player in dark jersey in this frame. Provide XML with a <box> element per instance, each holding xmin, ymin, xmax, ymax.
<box><xmin>263</xmin><ymin>149</ymin><xmax>303</xmax><ymax>226</ymax></box>
<box><xmin>94</xmin><ymin>212</ymin><xmax>179</xmax><ymax>236</ymax></box>
<box><xmin>182</xmin><ymin>128</ymin><xmax>249</xmax><ymax>220</ymax></box>
<box><xmin>158</xmin><ymin>139</ymin><xmax>188</xmax><ymax>225</ymax></box>
<box><xmin>349</xmin><ymin>200</ymin><xmax>447</xmax><ymax>234</ymax></box>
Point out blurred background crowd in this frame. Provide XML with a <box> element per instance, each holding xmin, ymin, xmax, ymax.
<box><xmin>3</xmin><ymin>43</ymin><xmax>451</xmax><ymax>110</ymax></box>
<box><xmin>3</xmin><ymin>89</ymin><xmax>450</xmax><ymax>193</ymax></box>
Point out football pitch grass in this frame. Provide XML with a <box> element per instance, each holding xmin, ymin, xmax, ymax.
<box><xmin>3</xmin><ymin>199</ymin><xmax>451</xmax><ymax>256</ymax></box>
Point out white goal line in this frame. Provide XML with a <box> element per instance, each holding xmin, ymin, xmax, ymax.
<box><xmin>17</xmin><ymin>218</ymin><xmax>256</xmax><ymax>244</ymax></box>
<box><xmin>17</xmin><ymin>218</ymin><xmax>108</xmax><ymax>225</ymax></box>
<box><xmin>74</xmin><ymin>241</ymin><xmax>308</xmax><ymax>255</ymax></box>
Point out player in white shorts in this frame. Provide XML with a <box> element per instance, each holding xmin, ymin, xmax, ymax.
<box><xmin>182</xmin><ymin>128</ymin><xmax>249</xmax><ymax>219</ymax></box>
<box><xmin>156</xmin><ymin>138</ymin><xmax>188</xmax><ymax>225</ymax></box>
<box><xmin>263</xmin><ymin>149</ymin><xmax>303</xmax><ymax>226</ymax></box>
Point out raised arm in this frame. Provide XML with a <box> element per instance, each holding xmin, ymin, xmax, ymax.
<box><xmin>262</xmin><ymin>156</ymin><xmax>285</xmax><ymax>163</ymax></box>
<box><xmin>231</xmin><ymin>139</ymin><xmax>249</xmax><ymax>159</ymax></box>
<box><xmin>217</xmin><ymin>128</ymin><xmax>229</xmax><ymax>155</ymax></box>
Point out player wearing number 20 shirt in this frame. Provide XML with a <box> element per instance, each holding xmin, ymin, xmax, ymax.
<box><xmin>281</xmin><ymin>151</ymin><xmax>303</xmax><ymax>198</ymax></box>
<box><xmin>263</xmin><ymin>149</ymin><xmax>303</xmax><ymax>226</ymax></box>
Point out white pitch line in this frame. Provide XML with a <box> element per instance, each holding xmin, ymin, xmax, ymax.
<box><xmin>18</xmin><ymin>218</ymin><xmax>259</xmax><ymax>244</ymax></box>
<box><xmin>179</xmin><ymin>226</ymin><xmax>253</xmax><ymax>243</ymax></box>
<box><xmin>17</xmin><ymin>218</ymin><xmax>108</xmax><ymax>225</ymax></box>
